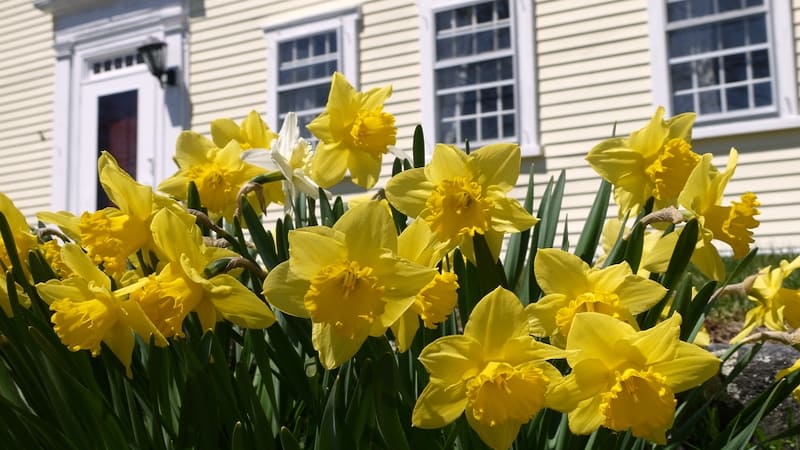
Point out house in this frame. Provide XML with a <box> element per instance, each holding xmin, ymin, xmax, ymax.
<box><xmin>3</xmin><ymin>0</ymin><xmax>799</xmax><ymax>252</ymax></box>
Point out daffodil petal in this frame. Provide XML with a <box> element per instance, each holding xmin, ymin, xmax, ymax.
<box><xmin>489</xmin><ymin>195</ymin><xmax>538</xmax><ymax>233</ymax></box>
<box><xmin>312</xmin><ymin>322</ymin><xmax>366</xmax><ymax>370</ymax></box>
<box><xmin>210</xmin><ymin>118</ymin><xmax>241</xmax><ymax>148</ymax></box>
<box><xmin>651</xmin><ymin>341</ymin><xmax>720</xmax><ymax>393</ymax></box>
<box><xmin>465</xmin><ymin>408</ymin><xmax>521</xmax><ymax>450</ymax></box>
<box><xmin>418</xmin><ymin>334</ymin><xmax>482</xmax><ymax>386</ymax></box>
<box><xmin>337</xmin><ymin>201</ymin><xmax>396</xmax><ymax>263</ymax></box>
<box><xmin>287</xmin><ymin>229</ymin><xmax>346</xmax><ymax>279</ymax></box>
<box><xmin>526</xmin><ymin>294</ymin><xmax>566</xmax><ymax>337</ymax></box>
<box><xmin>534</xmin><ymin>249</ymin><xmax>590</xmax><ymax>297</ymax></box>
<box><xmin>310</xmin><ymin>143</ymin><xmax>348</xmax><ymax>188</ymax></box>
<box><xmin>463</xmin><ymin>287</ymin><xmax>529</xmax><ymax>360</ymax></box>
<box><xmin>566</xmin><ymin>312</ymin><xmax>634</xmax><ymax>367</ymax></box>
<box><xmin>103</xmin><ymin>325</ymin><xmax>136</xmax><ymax>378</ymax></box>
<box><xmin>567</xmin><ymin>396</ymin><xmax>605</xmax><ymax>436</ymax></box>
<box><xmin>384</xmin><ymin>168</ymin><xmax>435</xmax><ymax>218</ymax></box>
<box><xmin>391</xmin><ymin>310</ymin><xmax>420</xmax><ymax>353</ymax></box>
<box><xmin>630</xmin><ymin>314</ymin><xmax>681</xmax><ymax>365</ymax></box>
<box><xmin>412</xmin><ymin>383</ymin><xmax>468</xmax><ymax>429</ymax></box>
<box><xmin>61</xmin><ymin>243</ymin><xmax>109</xmax><ymax>290</ymax></box>
<box><xmin>209</xmin><ymin>274</ymin><xmax>276</xmax><ymax>328</ymax></box>
<box><xmin>262</xmin><ymin>262</ymin><xmax>311</xmax><ymax>318</ymax></box>
<box><xmin>425</xmin><ymin>144</ymin><xmax>469</xmax><ymax>183</ymax></box>
<box><xmin>468</xmin><ymin>143</ymin><xmax>520</xmax><ymax>191</ymax></box>
<box><xmin>347</xmin><ymin>150</ymin><xmax>382</xmax><ymax>189</ymax></box>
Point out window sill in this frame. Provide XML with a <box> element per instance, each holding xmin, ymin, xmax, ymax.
<box><xmin>693</xmin><ymin>115</ymin><xmax>800</xmax><ymax>140</ymax></box>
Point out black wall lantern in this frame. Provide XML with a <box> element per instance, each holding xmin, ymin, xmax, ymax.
<box><xmin>137</xmin><ymin>39</ymin><xmax>177</xmax><ymax>87</ymax></box>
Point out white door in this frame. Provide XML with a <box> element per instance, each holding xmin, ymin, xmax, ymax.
<box><xmin>78</xmin><ymin>68</ymin><xmax>157</xmax><ymax>212</ymax></box>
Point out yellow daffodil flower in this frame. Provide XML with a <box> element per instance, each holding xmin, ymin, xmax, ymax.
<box><xmin>262</xmin><ymin>201</ymin><xmax>436</xmax><ymax>369</ymax></box>
<box><xmin>526</xmin><ymin>248</ymin><xmax>667</xmax><ymax>347</ymax></box>
<box><xmin>158</xmin><ymin>132</ymin><xmax>269</xmax><ymax>221</ymax></box>
<box><xmin>210</xmin><ymin>110</ymin><xmax>278</xmax><ymax>150</ymax></box>
<box><xmin>549</xmin><ymin>312</ymin><xmax>720</xmax><ymax>444</ymax></box>
<box><xmin>136</xmin><ymin>208</ymin><xmax>276</xmax><ymax>335</ymax></box>
<box><xmin>385</xmin><ymin>143</ymin><xmax>537</xmax><ymax>262</ymax></box>
<box><xmin>412</xmin><ymin>287</ymin><xmax>566</xmax><ymax>450</ymax></box>
<box><xmin>678</xmin><ymin>148</ymin><xmax>760</xmax><ymax>280</ymax></box>
<box><xmin>776</xmin><ymin>358</ymin><xmax>800</xmax><ymax>403</ymax></box>
<box><xmin>241</xmin><ymin>112</ymin><xmax>323</xmax><ymax>213</ymax></box>
<box><xmin>730</xmin><ymin>255</ymin><xmax>800</xmax><ymax>343</ymax></box>
<box><xmin>307</xmin><ymin>72</ymin><xmax>397</xmax><ymax>189</ymax></box>
<box><xmin>597</xmin><ymin>218</ymin><xmax>680</xmax><ymax>277</ymax></box>
<box><xmin>39</xmin><ymin>152</ymin><xmax>193</xmax><ymax>278</ymax></box>
<box><xmin>391</xmin><ymin>219</ymin><xmax>459</xmax><ymax>352</ymax></box>
<box><xmin>0</xmin><ymin>192</ymin><xmax>37</xmax><ymax>273</ymax></box>
<box><xmin>586</xmin><ymin>107</ymin><xmax>697</xmax><ymax>216</ymax></box>
<box><xmin>36</xmin><ymin>243</ymin><xmax>167</xmax><ymax>377</ymax></box>
<box><xmin>0</xmin><ymin>271</ymin><xmax>30</xmax><ymax>317</ymax></box>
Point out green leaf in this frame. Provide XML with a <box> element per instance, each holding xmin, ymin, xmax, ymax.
<box><xmin>280</xmin><ymin>427</ymin><xmax>303</xmax><ymax>450</ymax></box>
<box><xmin>240</xmin><ymin>200</ymin><xmax>280</xmax><ymax>269</ymax></box>
<box><xmin>574</xmin><ymin>179</ymin><xmax>611</xmax><ymax>264</ymax></box>
<box><xmin>413</xmin><ymin>125</ymin><xmax>425</xmax><ymax>168</ymax></box>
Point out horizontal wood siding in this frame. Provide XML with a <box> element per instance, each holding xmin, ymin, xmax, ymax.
<box><xmin>0</xmin><ymin>0</ymin><xmax>54</xmax><ymax>219</ymax></box>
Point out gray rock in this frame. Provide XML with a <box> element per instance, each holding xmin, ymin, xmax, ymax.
<box><xmin>709</xmin><ymin>343</ymin><xmax>800</xmax><ymax>443</ymax></box>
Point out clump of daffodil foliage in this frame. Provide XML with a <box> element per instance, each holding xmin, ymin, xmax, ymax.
<box><xmin>0</xmin><ymin>72</ymin><xmax>799</xmax><ymax>450</ymax></box>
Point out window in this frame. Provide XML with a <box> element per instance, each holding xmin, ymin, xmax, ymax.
<box><xmin>420</xmin><ymin>0</ymin><xmax>539</xmax><ymax>156</ymax></box>
<box><xmin>649</xmin><ymin>0</ymin><xmax>798</xmax><ymax>137</ymax></box>
<box><xmin>264</xmin><ymin>8</ymin><xmax>360</xmax><ymax>136</ymax></box>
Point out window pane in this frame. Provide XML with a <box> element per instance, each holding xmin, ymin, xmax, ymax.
<box><xmin>279</xmin><ymin>42</ymin><xmax>293</xmax><ymax>62</ymax></box>
<box><xmin>435</xmin><ymin>10</ymin><xmax>453</xmax><ymax>31</ymax></box>
<box><xmin>462</xmin><ymin>119</ymin><xmax>477</xmax><ymax>142</ymax></box>
<box><xmin>668</xmin><ymin>1</ymin><xmax>689</xmax><ymax>21</ymax></box>
<box><xmin>455</xmin><ymin>35</ymin><xmax>473</xmax><ymax>57</ymax></box>
<box><xmin>495</xmin><ymin>0</ymin><xmax>509</xmax><ymax>19</ymax></box>
<box><xmin>747</xmin><ymin>14</ymin><xmax>767</xmax><ymax>44</ymax></box>
<box><xmin>477</xmin><ymin>30</ymin><xmax>494</xmax><ymax>53</ymax></box>
<box><xmin>439</xmin><ymin>121</ymin><xmax>457</xmax><ymax>143</ymax></box>
<box><xmin>440</xmin><ymin>94</ymin><xmax>457</xmax><ymax>117</ymax></box>
<box><xmin>462</xmin><ymin>91</ymin><xmax>477</xmax><ymax>115</ymax></box>
<box><xmin>97</xmin><ymin>90</ymin><xmax>137</xmax><ymax>209</ymax></box>
<box><xmin>456</xmin><ymin>6</ymin><xmax>472</xmax><ymax>27</ymax></box>
<box><xmin>476</xmin><ymin>2</ymin><xmax>493</xmax><ymax>23</ymax></box>
<box><xmin>673</xmin><ymin>93</ymin><xmax>694</xmax><ymax>114</ymax></box>
<box><xmin>481</xmin><ymin>88</ymin><xmax>498</xmax><ymax>112</ymax></box>
<box><xmin>312</xmin><ymin>34</ymin><xmax>327</xmax><ymax>56</ymax></box>
<box><xmin>718</xmin><ymin>0</ymin><xmax>743</xmax><ymax>12</ymax></box>
<box><xmin>501</xmin><ymin>85</ymin><xmax>514</xmax><ymax>110</ymax></box>
<box><xmin>688</xmin><ymin>0</ymin><xmax>713</xmax><ymax>18</ymax></box>
<box><xmin>699</xmin><ymin>90</ymin><xmax>721</xmax><ymax>114</ymax></box>
<box><xmin>497</xmin><ymin>27</ymin><xmax>511</xmax><ymax>48</ymax></box>
<box><xmin>723</xmin><ymin>53</ymin><xmax>747</xmax><ymax>82</ymax></box>
<box><xmin>721</xmin><ymin>19</ymin><xmax>745</xmax><ymax>48</ymax></box>
<box><xmin>668</xmin><ymin>24</ymin><xmax>716</xmax><ymax>57</ymax></box>
<box><xmin>751</xmin><ymin>50</ymin><xmax>770</xmax><ymax>78</ymax></box>
<box><xmin>481</xmin><ymin>117</ymin><xmax>498</xmax><ymax>139</ymax></box>
<box><xmin>726</xmin><ymin>86</ymin><xmax>749</xmax><ymax>110</ymax></box>
<box><xmin>437</xmin><ymin>37</ymin><xmax>454</xmax><ymax>60</ymax></box>
<box><xmin>753</xmin><ymin>82</ymin><xmax>772</xmax><ymax>106</ymax></box>
<box><xmin>695</xmin><ymin>58</ymin><xmax>719</xmax><ymax>87</ymax></box>
<box><xmin>502</xmin><ymin>114</ymin><xmax>515</xmax><ymax>138</ymax></box>
<box><xmin>296</xmin><ymin>38</ymin><xmax>309</xmax><ymax>59</ymax></box>
<box><xmin>671</xmin><ymin>62</ymin><xmax>693</xmax><ymax>90</ymax></box>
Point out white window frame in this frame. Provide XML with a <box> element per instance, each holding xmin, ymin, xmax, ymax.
<box><xmin>263</xmin><ymin>6</ymin><xmax>361</xmax><ymax>131</ymax></box>
<box><xmin>36</xmin><ymin>0</ymin><xmax>189</xmax><ymax>213</ymax></box>
<box><xmin>419</xmin><ymin>0</ymin><xmax>540</xmax><ymax>157</ymax></box>
<box><xmin>648</xmin><ymin>0</ymin><xmax>799</xmax><ymax>140</ymax></box>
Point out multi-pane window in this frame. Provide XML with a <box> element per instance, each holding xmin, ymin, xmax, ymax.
<box><xmin>276</xmin><ymin>30</ymin><xmax>339</xmax><ymax>138</ymax></box>
<box><xmin>433</xmin><ymin>0</ymin><xmax>517</xmax><ymax>146</ymax></box>
<box><xmin>666</xmin><ymin>0</ymin><xmax>775</xmax><ymax>119</ymax></box>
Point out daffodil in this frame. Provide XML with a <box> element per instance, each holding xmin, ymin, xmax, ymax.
<box><xmin>210</xmin><ymin>110</ymin><xmax>278</xmax><ymax>150</ymax></box>
<box><xmin>391</xmin><ymin>219</ymin><xmax>458</xmax><ymax>352</ymax></box>
<box><xmin>262</xmin><ymin>200</ymin><xmax>436</xmax><ymax>369</ymax></box>
<box><xmin>242</xmin><ymin>112</ymin><xmax>322</xmax><ymax>213</ymax></box>
<box><xmin>549</xmin><ymin>312</ymin><xmax>720</xmax><ymax>444</ymax></box>
<box><xmin>412</xmin><ymin>287</ymin><xmax>565</xmax><ymax>450</ymax></box>
<box><xmin>597</xmin><ymin>218</ymin><xmax>680</xmax><ymax>277</ymax></box>
<box><xmin>35</xmin><ymin>243</ymin><xmax>167</xmax><ymax>377</ymax></box>
<box><xmin>776</xmin><ymin>358</ymin><xmax>800</xmax><ymax>403</ymax></box>
<box><xmin>730</xmin><ymin>256</ymin><xmax>800</xmax><ymax>343</ymax></box>
<box><xmin>307</xmin><ymin>72</ymin><xmax>397</xmax><ymax>189</ymax></box>
<box><xmin>135</xmin><ymin>208</ymin><xmax>276</xmax><ymax>335</ymax></box>
<box><xmin>586</xmin><ymin>107</ymin><xmax>697</xmax><ymax>216</ymax></box>
<box><xmin>158</xmin><ymin>133</ymin><xmax>268</xmax><ymax>221</ymax></box>
<box><xmin>0</xmin><ymin>271</ymin><xmax>30</xmax><ymax>317</ymax></box>
<box><xmin>678</xmin><ymin>148</ymin><xmax>760</xmax><ymax>280</ymax></box>
<box><xmin>39</xmin><ymin>152</ymin><xmax>193</xmax><ymax>278</ymax></box>
<box><xmin>526</xmin><ymin>248</ymin><xmax>667</xmax><ymax>347</ymax></box>
<box><xmin>385</xmin><ymin>143</ymin><xmax>537</xmax><ymax>262</ymax></box>
<box><xmin>0</xmin><ymin>192</ymin><xmax>38</xmax><ymax>273</ymax></box>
